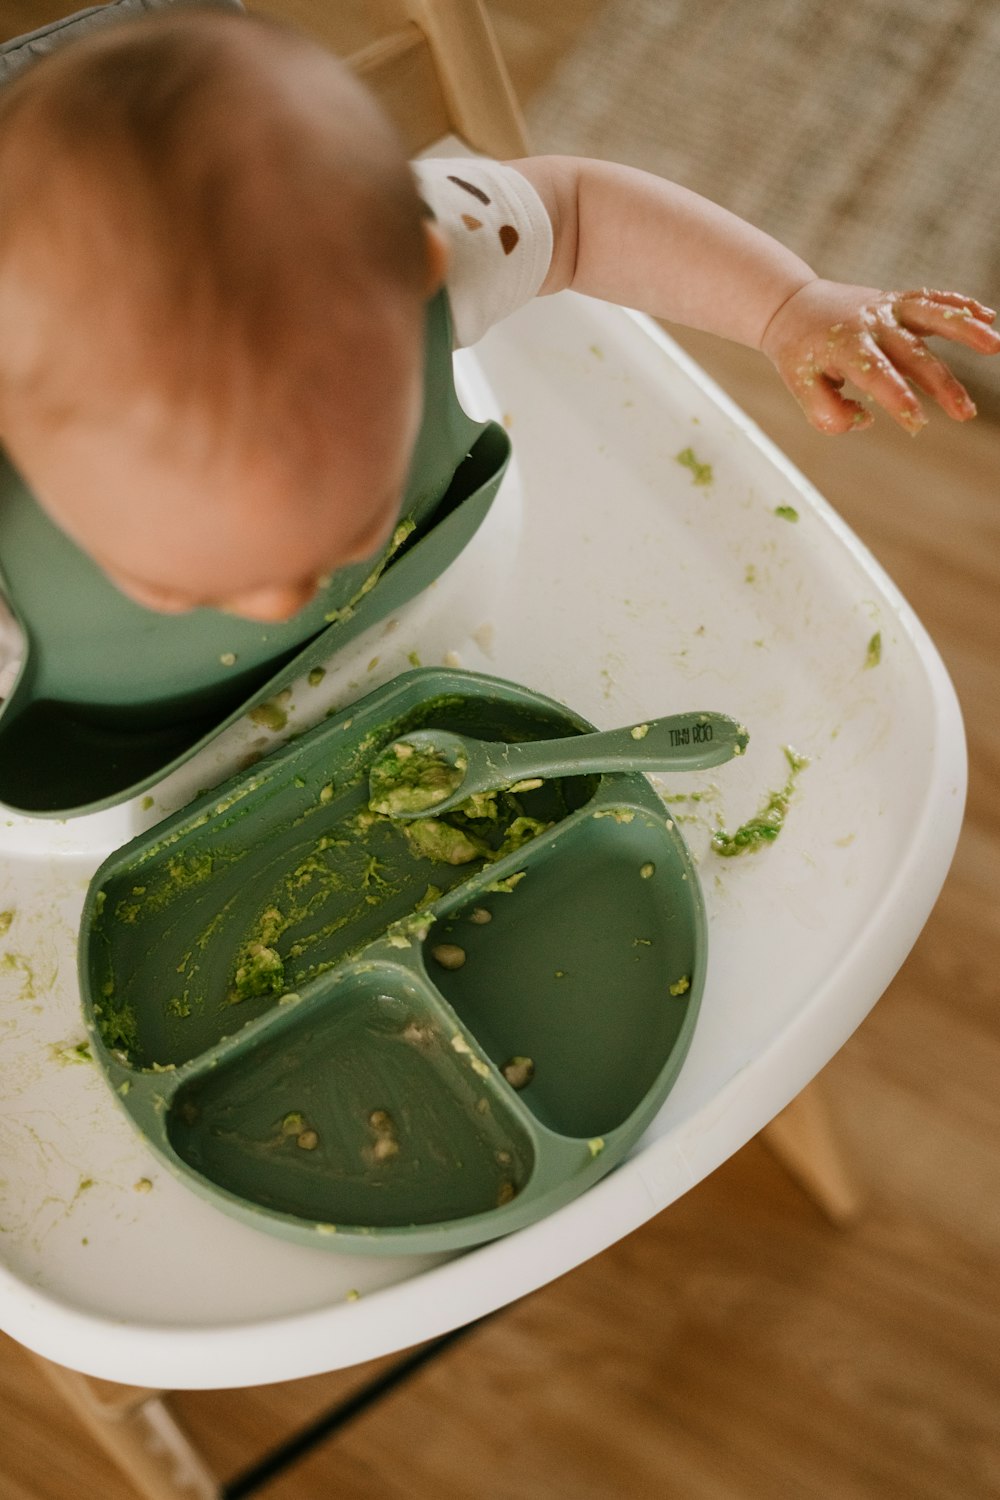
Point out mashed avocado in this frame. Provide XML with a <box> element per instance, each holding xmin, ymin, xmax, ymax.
<box><xmin>711</xmin><ymin>746</ymin><xmax>809</xmax><ymax>856</ymax></box>
<box><xmin>369</xmin><ymin>740</ymin><xmax>468</xmax><ymax>817</ymax></box>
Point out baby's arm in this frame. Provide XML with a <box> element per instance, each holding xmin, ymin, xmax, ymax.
<box><xmin>510</xmin><ymin>155</ymin><xmax>1000</xmax><ymax>434</ymax></box>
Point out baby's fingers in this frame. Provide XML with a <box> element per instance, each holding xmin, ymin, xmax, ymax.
<box><xmin>894</xmin><ymin>291</ymin><xmax>1000</xmax><ymax>354</ymax></box>
<box><xmin>877</xmin><ymin>325</ymin><xmax>977</xmax><ymax>421</ymax></box>
<box><xmin>897</xmin><ymin>288</ymin><xmax>996</xmax><ymax>322</ymax></box>
<box><xmin>838</xmin><ymin>333</ymin><xmax>926</xmax><ymax>433</ymax></box>
<box><xmin>792</xmin><ymin>371</ymin><xmax>872</xmax><ymax>435</ymax></box>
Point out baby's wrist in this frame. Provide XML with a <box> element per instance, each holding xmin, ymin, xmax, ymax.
<box><xmin>756</xmin><ymin>275</ymin><xmax>822</xmax><ymax>360</ymax></box>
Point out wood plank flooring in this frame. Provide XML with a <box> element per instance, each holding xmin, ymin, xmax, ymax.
<box><xmin>2</xmin><ymin>3</ymin><xmax>999</xmax><ymax>1497</ymax></box>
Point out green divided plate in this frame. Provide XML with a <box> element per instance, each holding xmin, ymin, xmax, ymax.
<box><xmin>0</xmin><ymin>292</ymin><xmax>510</xmax><ymax>817</ymax></box>
<box><xmin>79</xmin><ymin>668</ymin><xmax>706</xmax><ymax>1255</ymax></box>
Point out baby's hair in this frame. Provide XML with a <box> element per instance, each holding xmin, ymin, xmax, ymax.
<box><xmin>0</xmin><ymin>8</ymin><xmax>428</xmax><ymax>486</ymax></box>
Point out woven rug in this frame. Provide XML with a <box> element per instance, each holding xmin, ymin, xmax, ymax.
<box><xmin>527</xmin><ymin>0</ymin><xmax>1000</xmax><ymax>410</ymax></box>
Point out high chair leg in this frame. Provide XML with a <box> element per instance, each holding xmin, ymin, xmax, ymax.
<box><xmin>366</xmin><ymin>0</ymin><xmax>530</xmax><ymax>157</ymax></box>
<box><xmin>29</xmin><ymin>1354</ymin><xmax>220</xmax><ymax>1500</ymax></box>
<box><xmin>759</xmin><ymin>1073</ymin><xmax>865</xmax><ymax>1227</ymax></box>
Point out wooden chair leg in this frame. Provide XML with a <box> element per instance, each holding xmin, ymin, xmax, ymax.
<box><xmin>372</xmin><ymin>0</ymin><xmax>530</xmax><ymax>157</ymax></box>
<box><xmin>29</xmin><ymin>1354</ymin><xmax>220</xmax><ymax>1500</ymax></box>
<box><xmin>759</xmin><ymin>1074</ymin><xmax>865</xmax><ymax>1227</ymax></box>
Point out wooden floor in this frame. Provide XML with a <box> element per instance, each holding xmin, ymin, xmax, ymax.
<box><xmin>2</xmin><ymin>4</ymin><xmax>1000</xmax><ymax>1498</ymax></box>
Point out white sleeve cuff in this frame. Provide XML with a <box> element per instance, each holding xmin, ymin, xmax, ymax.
<box><xmin>411</xmin><ymin>156</ymin><xmax>553</xmax><ymax>348</ymax></box>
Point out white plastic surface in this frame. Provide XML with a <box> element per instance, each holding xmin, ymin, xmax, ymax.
<box><xmin>0</xmin><ymin>292</ymin><xmax>964</xmax><ymax>1388</ymax></box>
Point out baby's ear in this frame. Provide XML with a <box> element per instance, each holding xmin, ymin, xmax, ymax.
<box><xmin>422</xmin><ymin>219</ymin><xmax>449</xmax><ymax>295</ymax></box>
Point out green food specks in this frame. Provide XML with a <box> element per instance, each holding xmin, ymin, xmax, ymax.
<box><xmin>639</xmin><ymin>862</ymin><xmax>655</xmax><ymax>879</ymax></box>
<box><xmin>387</xmin><ymin>911</ymin><xmax>435</xmax><ymax>948</ymax></box>
<box><xmin>402</xmin><ymin>818</ymin><xmax>481</xmax><ymax>866</ymax></box>
<box><xmin>711</xmin><ymin>746</ymin><xmax>810</xmax><ymax>857</ymax></box>
<box><xmin>140</xmin><ymin>795</ymin><xmax>155</xmax><ymax>812</ymax></box>
<box><xmin>322</xmin><ymin>518</ymin><xmax>414</xmax><ymax>623</ymax></box>
<box><xmin>0</xmin><ymin>952</ymin><xmax>38</xmax><ymax>998</ymax></box>
<box><xmin>369</xmin><ymin>740</ymin><xmax>467</xmax><ymax>817</ymax></box>
<box><xmin>231</xmin><ymin>942</ymin><xmax>285</xmax><ymax>1004</ymax></box>
<box><xmin>745</xmin><ymin>563</ymin><xmax>757</xmax><ymax>585</ymax></box>
<box><xmin>249</xmin><ymin>699</ymin><xmax>288</xmax><ymax>733</ymax></box>
<box><xmin>0</xmin><ymin>910</ymin><xmax>13</xmax><ymax>937</ymax></box>
<box><xmin>587</xmin><ymin>1137</ymin><xmax>605</xmax><ymax>1157</ymax></box>
<box><xmin>495</xmin><ymin>816</ymin><xmax>550</xmax><ymax>857</ymax></box>
<box><xmin>630</xmin><ymin>723</ymin><xmax>650</xmax><ymax>740</ymax></box>
<box><xmin>220</xmin><ymin>652</ymin><xmax>237</xmax><ymax>667</ymax></box>
<box><xmin>308</xmin><ymin>667</ymin><xmax>326</xmax><ymax>687</ymax></box>
<box><xmin>54</xmin><ymin>1040</ymin><xmax>93</xmax><ymax>1066</ymax></box>
<box><xmin>392</xmin><ymin>779</ymin><xmax>551</xmax><ymax>869</ymax></box>
<box><xmin>675</xmin><ymin>447</ymin><xmax>713</xmax><ymax>486</ymax></box>
<box><xmin>112</xmin><ymin>850</ymin><xmax>217</xmax><ymax>925</ymax></box>
<box><xmin>319</xmin><ymin>782</ymin><xmax>334</xmax><ymax>804</ymax></box>
<box><xmin>101</xmin><ymin>1005</ymin><xmax>139</xmax><ymax>1057</ymax></box>
<box><xmin>669</xmin><ymin>975</ymin><xmax>691</xmax><ymax>997</ymax></box>
<box><xmin>865</xmin><ymin>631</ymin><xmax>882</xmax><ymax>669</ymax></box>
<box><xmin>774</xmin><ymin>505</ymin><xmax>800</xmax><ymax>522</ymax></box>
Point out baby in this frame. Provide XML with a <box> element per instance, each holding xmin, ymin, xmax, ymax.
<box><xmin>0</xmin><ymin>7</ymin><xmax>997</xmax><ymax>625</ymax></box>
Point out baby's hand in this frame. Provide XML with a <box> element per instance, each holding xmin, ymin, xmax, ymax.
<box><xmin>760</xmin><ymin>279</ymin><xmax>1000</xmax><ymax>434</ymax></box>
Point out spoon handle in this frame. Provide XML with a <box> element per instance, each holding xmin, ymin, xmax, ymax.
<box><xmin>494</xmin><ymin>711</ymin><xmax>747</xmax><ymax>780</ymax></box>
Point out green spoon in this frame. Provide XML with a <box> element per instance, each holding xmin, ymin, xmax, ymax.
<box><xmin>369</xmin><ymin>710</ymin><xmax>749</xmax><ymax>819</ymax></box>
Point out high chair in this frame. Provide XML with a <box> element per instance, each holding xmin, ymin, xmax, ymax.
<box><xmin>0</xmin><ymin>3</ymin><xmax>959</xmax><ymax>1497</ymax></box>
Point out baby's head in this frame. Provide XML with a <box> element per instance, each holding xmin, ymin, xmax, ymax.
<box><xmin>0</xmin><ymin>9</ymin><xmax>444</xmax><ymax>619</ymax></box>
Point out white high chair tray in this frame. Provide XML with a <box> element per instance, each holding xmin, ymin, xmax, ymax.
<box><xmin>0</xmin><ymin>291</ymin><xmax>964</xmax><ymax>1389</ymax></box>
